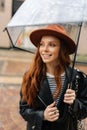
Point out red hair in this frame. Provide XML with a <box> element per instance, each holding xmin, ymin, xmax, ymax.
<box><xmin>21</xmin><ymin>41</ymin><xmax>71</xmax><ymax>106</ymax></box>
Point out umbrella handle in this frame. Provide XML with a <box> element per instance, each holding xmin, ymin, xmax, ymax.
<box><xmin>69</xmin><ymin>22</ymin><xmax>82</xmax><ymax>89</ymax></box>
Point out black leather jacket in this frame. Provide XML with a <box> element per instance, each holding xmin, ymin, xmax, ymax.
<box><xmin>19</xmin><ymin>68</ymin><xmax>87</xmax><ymax>130</ymax></box>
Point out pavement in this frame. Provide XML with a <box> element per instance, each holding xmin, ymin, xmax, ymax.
<box><xmin>0</xmin><ymin>49</ymin><xmax>34</xmax><ymax>130</ymax></box>
<box><xmin>0</xmin><ymin>49</ymin><xmax>87</xmax><ymax>130</ymax></box>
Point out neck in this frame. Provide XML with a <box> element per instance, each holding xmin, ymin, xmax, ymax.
<box><xmin>46</xmin><ymin>64</ymin><xmax>55</xmax><ymax>75</ymax></box>
<box><xmin>46</xmin><ymin>63</ymin><xmax>65</xmax><ymax>75</ymax></box>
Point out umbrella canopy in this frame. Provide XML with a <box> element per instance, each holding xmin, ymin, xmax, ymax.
<box><xmin>6</xmin><ymin>0</ymin><xmax>87</xmax><ymax>52</ymax></box>
<box><xmin>7</xmin><ymin>0</ymin><xmax>87</xmax><ymax>26</ymax></box>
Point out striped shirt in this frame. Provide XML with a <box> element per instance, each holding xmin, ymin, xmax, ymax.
<box><xmin>46</xmin><ymin>72</ymin><xmax>65</xmax><ymax>105</ymax></box>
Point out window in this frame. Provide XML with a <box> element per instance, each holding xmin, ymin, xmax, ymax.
<box><xmin>0</xmin><ymin>0</ymin><xmax>5</xmax><ymax>11</ymax></box>
<box><xmin>12</xmin><ymin>0</ymin><xmax>24</xmax><ymax>16</ymax></box>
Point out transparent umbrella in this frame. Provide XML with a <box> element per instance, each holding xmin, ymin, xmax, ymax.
<box><xmin>6</xmin><ymin>0</ymin><xmax>87</xmax><ymax>53</ymax></box>
<box><xmin>5</xmin><ymin>0</ymin><xmax>87</xmax><ymax>88</ymax></box>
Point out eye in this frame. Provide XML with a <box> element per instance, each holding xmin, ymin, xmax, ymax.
<box><xmin>39</xmin><ymin>42</ymin><xmax>44</xmax><ymax>46</ymax></box>
<box><xmin>49</xmin><ymin>42</ymin><xmax>56</xmax><ymax>47</ymax></box>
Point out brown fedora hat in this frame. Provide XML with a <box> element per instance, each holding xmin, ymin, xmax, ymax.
<box><xmin>30</xmin><ymin>25</ymin><xmax>76</xmax><ymax>54</ymax></box>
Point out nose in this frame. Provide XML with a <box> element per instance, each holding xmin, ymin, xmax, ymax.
<box><xmin>42</xmin><ymin>45</ymin><xmax>49</xmax><ymax>51</ymax></box>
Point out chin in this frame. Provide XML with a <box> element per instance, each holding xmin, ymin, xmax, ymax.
<box><xmin>43</xmin><ymin>60</ymin><xmax>51</xmax><ymax>63</ymax></box>
<box><xmin>42</xmin><ymin>59</ymin><xmax>49</xmax><ymax>62</ymax></box>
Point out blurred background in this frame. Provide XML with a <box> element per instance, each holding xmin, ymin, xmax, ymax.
<box><xmin>0</xmin><ymin>0</ymin><xmax>87</xmax><ymax>130</ymax></box>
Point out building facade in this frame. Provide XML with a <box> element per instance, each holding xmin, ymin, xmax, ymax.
<box><xmin>0</xmin><ymin>0</ymin><xmax>24</xmax><ymax>48</ymax></box>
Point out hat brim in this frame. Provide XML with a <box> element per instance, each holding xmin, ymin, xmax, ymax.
<box><xmin>30</xmin><ymin>29</ymin><xmax>76</xmax><ymax>54</ymax></box>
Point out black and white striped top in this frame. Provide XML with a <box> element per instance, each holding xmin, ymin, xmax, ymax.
<box><xmin>46</xmin><ymin>72</ymin><xmax>65</xmax><ymax>105</ymax></box>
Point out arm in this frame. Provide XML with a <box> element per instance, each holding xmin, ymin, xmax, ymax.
<box><xmin>70</xmin><ymin>71</ymin><xmax>87</xmax><ymax>120</ymax></box>
<box><xmin>19</xmin><ymin>95</ymin><xmax>44</xmax><ymax>129</ymax></box>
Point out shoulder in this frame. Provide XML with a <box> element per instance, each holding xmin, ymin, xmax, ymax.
<box><xmin>74</xmin><ymin>68</ymin><xmax>87</xmax><ymax>79</ymax></box>
<box><xmin>74</xmin><ymin>68</ymin><xmax>87</xmax><ymax>89</ymax></box>
<box><xmin>66</xmin><ymin>66</ymin><xmax>87</xmax><ymax>81</ymax></box>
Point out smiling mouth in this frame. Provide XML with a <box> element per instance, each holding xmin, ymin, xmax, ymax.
<box><xmin>42</xmin><ymin>54</ymin><xmax>52</xmax><ymax>59</ymax></box>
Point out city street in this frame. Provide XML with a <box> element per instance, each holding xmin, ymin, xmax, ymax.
<box><xmin>0</xmin><ymin>50</ymin><xmax>87</xmax><ymax>130</ymax></box>
<box><xmin>0</xmin><ymin>50</ymin><xmax>34</xmax><ymax>130</ymax></box>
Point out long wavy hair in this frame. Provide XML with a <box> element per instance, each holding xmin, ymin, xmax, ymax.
<box><xmin>21</xmin><ymin>40</ymin><xmax>71</xmax><ymax>106</ymax></box>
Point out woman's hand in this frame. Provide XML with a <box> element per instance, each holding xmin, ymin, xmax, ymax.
<box><xmin>44</xmin><ymin>102</ymin><xmax>59</xmax><ymax>122</ymax></box>
<box><xmin>64</xmin><ymin>89</ymin><xmax>76</xmax><ymax>105</ymax></box>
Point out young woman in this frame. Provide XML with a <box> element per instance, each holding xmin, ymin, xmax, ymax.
<box><xmin>19</xmin><ymin>25</ymin><xmax>87</xmax><ymax>130</ymax></box>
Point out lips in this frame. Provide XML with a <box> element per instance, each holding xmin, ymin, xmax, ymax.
<box><xmin>41</xmin><ymin>54</ymin><xmax>52</xmax><ymax>59</ymax></box>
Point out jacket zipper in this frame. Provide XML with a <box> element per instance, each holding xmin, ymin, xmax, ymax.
<box><xmin>37</xmin><ymin>95</ymin><xmax>47</xmax><ymax>108</ymax></box>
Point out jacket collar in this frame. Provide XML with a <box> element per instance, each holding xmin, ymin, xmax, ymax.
<box><xmin>38</xmin><ymin>77</ymin><xmax>54</xmax><ymax>107</ymax></box>
<box><xmin>38</xmin><ymin>72</ymin><xmax>69</xmax><ymax>108</ymax></box>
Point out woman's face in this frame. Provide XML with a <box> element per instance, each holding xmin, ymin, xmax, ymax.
<box><xmin>39</xmin><ymin>35</ymin><xmax>61</xmax><ymax>66</ymax></box>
